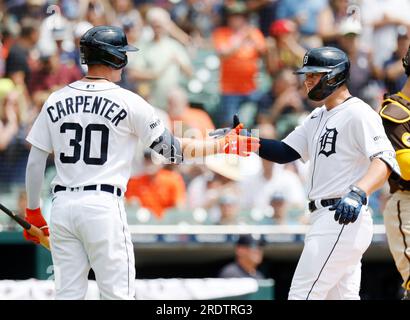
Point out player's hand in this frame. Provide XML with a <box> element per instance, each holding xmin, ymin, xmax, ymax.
<box><xmin>329</xmin><ymin>185</ymin><xmax>367</xmax><ymax>225</ymax></box>
<box><xmin>23</xmin><ymin>208</ymin><xmax>49</xmax><ymax>244</ymax></box>
<box><xmin>209</xmin><ymin>114</ymin><xmax>242</xmax><ymax>138</ymax></box>
<box><xmin>214</xmin><ymin>115</ymin><xmax>260</xmax><ymax>156</ymax></box>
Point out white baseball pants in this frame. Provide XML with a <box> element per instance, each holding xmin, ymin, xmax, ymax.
<box><xmin>49</xmin><ymin>190</ymin><xmax>135</xmax><ymax>300</ymax></box>
<box><xmin>288</xmin><ymin>205</ymin><xmax>373</xmax><ymax>300</ymax></box>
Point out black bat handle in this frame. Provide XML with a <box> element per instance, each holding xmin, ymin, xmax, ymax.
<box><xmin>0</xmin><ymin>203</ymin><xmax>31</xmax><ymax>230</ymax></box>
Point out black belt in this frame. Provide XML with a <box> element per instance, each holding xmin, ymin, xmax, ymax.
<box><xmin>54</xmin><ymin>184</ymin><xmax>122</xmax><ymax>197</ymax></box>
<box><xmin>308</xmin><ymin>198</ymin><xmax>341</xmax><ymax>213</ymax></box>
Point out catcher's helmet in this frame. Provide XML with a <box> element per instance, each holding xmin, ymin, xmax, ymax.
<box><xmin>80</xmin><ymin>25</ymin><xmax>138</xmax><ymax>69</ymax></box>
<box><xmin>295</xmin><ymin>47</ymin><xmax>350</xmax><ymax>101</ymax></box>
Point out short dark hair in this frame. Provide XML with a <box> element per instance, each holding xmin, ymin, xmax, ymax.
<box><xmin>19</xmin><ymin>18</ymin><xmax>40</xmax><ymax>38</ymax></box>
<box><xmin>236</xmin><ymin>234</ymin><xmax>265</xmax><ymax>248</ymax></box>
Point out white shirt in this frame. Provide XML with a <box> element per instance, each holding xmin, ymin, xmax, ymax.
<box><xmin>26</xmin><ymin>80</ymin><xmax>165</xmax><ymax>192</ymax></box>
<box><xmin>360</xmin><ymin>0</ymin><xmax>410</xmax><ymax>67</ymax></box>
<box><xmin>282</xmin><ymin>97</ymin><xmax>396</xmax><ymax>201</ymax></box>
<box><xmin>240</xmin><ymin>162</ymin><xmax>306</xmax><ymax>211</ymax></box>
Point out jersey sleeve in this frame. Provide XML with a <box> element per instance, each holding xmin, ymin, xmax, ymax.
<box><xmin>352</xmin><ymin>108</ymin><xmax>395</xmax><ymax>158</ymax></box>
<box><xmin>26</xmin><ymin>102</ymin><xmax>53</xmax><ymax>154</ymax></box>
<box><xmin>281</xmin><ymin>115</ymin><xmax>310</xmax><ymax>162</ymax></box>
<box><xmin>127</xmin><ymin>93</ymin><xmax>165</xmax><ymax>147</ymax></box>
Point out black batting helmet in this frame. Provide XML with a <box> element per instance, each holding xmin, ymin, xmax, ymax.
<box><xmin>80</xmin><ymin>25</ymin><xmax>138</xmax><ymax>69</ymax></box>
<box><xmin>295</xmin><ymin>47</ymin><xmax>350</xmax><ymax>101</ymax></box>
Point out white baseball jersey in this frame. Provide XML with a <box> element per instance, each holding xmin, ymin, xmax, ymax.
<box><xmin>26</xmin><ymin>80</ymin><xmax>165</xmax><ymax>192</ymax></box>
<box><xmin>282</xmin><ymin>97</ymin><xmax>396</xmax><ymax>201</ymax></box>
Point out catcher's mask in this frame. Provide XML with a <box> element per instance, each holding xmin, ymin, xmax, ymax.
<box><xmin>403</xmin><ymin>45</ymin><xmax>410</xmax><ymax>76</ymax></box>
<box><xmin>80</xmin><ymin>25</ymin><xmax>138</xmax><ymax>69</ymax></box>
<box><xmin>294</xmin><ymin>46</ymin><xmax>350</xmax><ymax>101</ymax></box>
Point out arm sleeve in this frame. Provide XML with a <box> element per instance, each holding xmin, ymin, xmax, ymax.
<box><xmin>259</xmin><ymin>138</ymin><xmax>301</xmax><ymax>164</ymax></box>
<box><xmin>26</xmin><ymin>146</ymin><xmax>49</xmax><ymax>209</ymax></box>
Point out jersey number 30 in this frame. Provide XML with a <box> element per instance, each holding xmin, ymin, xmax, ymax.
<box><xmin>60</xmin><ymin>122</ymin><xmax>109</xmax><ymax>165</ymax></box>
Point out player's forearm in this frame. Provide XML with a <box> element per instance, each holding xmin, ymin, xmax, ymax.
<box><xmin>26</xmin><ymin>146</ymin><xmax>49</xmax><ymax>209</ymax></box>
<box><xmin>355</xmin><ymin>158</ymin><xmax>391</xmax><ymax>196</ymax></box>
<box><xmin>180</xmin><ymin>138</ymin><xmax>220</xmax><ymax>160</ymax></box>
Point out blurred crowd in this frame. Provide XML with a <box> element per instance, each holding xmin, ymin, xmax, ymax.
<box><xmin>1</xmin><ymin>0</ymin><xmax>409</xmax><ymax>229</ymax></box>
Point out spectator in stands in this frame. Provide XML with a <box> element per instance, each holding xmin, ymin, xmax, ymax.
<box><xmin>246</xmin><ymin>0</ymin><xmax>279</xmax><ymax>37</ymax></box>
<box><xmin>167</xmin><ymin>86</ymin><xmax>215</xmax><ymax>139</ymax></box>
<box><xmin>337</xmin><ymin>18</ymin><xmax>382</xmax><ymax>106</ymax></box>
<box><xmin>187</xmin><ymin>154</ymin><xmax>241</xmax><ymax>222</ymax></box>
<box><xmin>6</xmin><ymin>0</ymin><xmax>48</xmax><ymax>22</ymax></box>
<box><xmin>317</xmin><ymin>0</ymin><xmax>351</xmax><ymax>47</ymax></box>
<box><xmin>129</xmin><ymin>7</ymin><xmax>193</xmax><ymax>110</ymax></box>
<box><xmin>217</xmin><ymin>193</ymin><xmax>241</xmax><ymax>225</ymax></box>
<box><xmin>269</xmin><ymin>192</ymin><xmax>287</xmax><ymax>225</ymax></box>
<box><xmin>0</xmin><ymin>87</ymin><xmax>19</xmax><ymax>153</ymax></box>
<box><xmin>122</xmin><ymin>16</ymin><xmax>159</xmax><ymax>95</ymax></box>
<box><xmin>257</xmin><ymin>69</ymin><xmax>305</xmax><ymax>138</ymax></box>
<box><xmin>276</xmin><ymin>0</ymin><xmax>328</xmax><ymax>48</ymax></box>
<box><xmin>170</xmin><ymin>0</ymin><xmax>219</xmax><ymax>40</ymax></box>
<box><xmin>125</xmin><ymin>150</ymin><xmax>186</xmax><ymax>219</ymax></box>
<box><xmin>266</xmin><ymin>19</ymin><xmax>306</xmax><ymax>75</ymax></box>
<box><xmin>28</xmin><ymin>49</ymin><xmax>82</xmax><ymax>95</ymax></box>
<box><xmin>72</xmin><ymin>21</ymin><xmax>94</xmax><ymax>75</ymax></box>
<box><xmin>360</xmin><ymin>0</ymin><xmax>410</xmax><ymax>68</ymax></box>
<box><xmin>5</xmin><ymin>18</ymin><xmax>40</xmax><ymax>87</ymax></box>
<box><xmin>51</xmin><ymin>19</ymin><xmax>77</xmax><ymax>66</ymax></box>
<box><xmin>37</xmin><ymin>13</ymin><xmax>73</xmax><ymax>67</ymax></box>
<box><xmin>81</xmin><ymin>0</ymin><xmax>115</xmax><ymax>26</ymax></box>
<box><xmin>111</xmin><ymin>0</ymin><xmax>143</xmax><ymax>28</ymax></box>
<box><xmin>212</xmin><ymin>1</ymin><xmax>266</xmax><ymax>126</ymax></box>
<box><xmin>239</xmin><ymin>124</ymin><xmax>306</xmax><ymax>218</ymax></box>
<box><xmin>384</xmin><ymin>25</ymin><xmax>410</xmax><ymax>94</ymax></box>
<box><xmin>218</xmin><ymin>234</ymin><xmax>266</xmax><ymax>279</ymax></box>
<box><xmin>0</xmin><ymin>89</ymin><xmax>30</xmax><ymax>191</ymax></box>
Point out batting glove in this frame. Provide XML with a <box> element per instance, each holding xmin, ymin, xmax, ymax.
<box><xmin>23</xmin><ymin>208</ymin><xmax>49</xmax><ymax>244</ymax></box>
<box><xmin>329</xmin><ymin>185</ymin><xmax>367</xmax><ymax>225</ymax></box>
<box><xmin>214</xmin><ymin>117</ymin><xmax>259</xmax><ymax>157</ymax></box>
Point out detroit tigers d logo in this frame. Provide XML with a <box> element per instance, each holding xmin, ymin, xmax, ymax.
<box><xmin>318</xmin><ymin>127</ymin><xmax>338</xmax><ymax>157</ymax></box>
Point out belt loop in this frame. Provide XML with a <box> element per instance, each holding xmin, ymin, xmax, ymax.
<box><xmin>314</xmin><ymin>199</ymin><xmax>322</xmax><ymax>210</ymax></box>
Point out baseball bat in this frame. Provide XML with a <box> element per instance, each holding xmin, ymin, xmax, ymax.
<box><xmin>0</xmin><ymin>203</ymin><xmax>50</xmax><ymax>250</ymax></box>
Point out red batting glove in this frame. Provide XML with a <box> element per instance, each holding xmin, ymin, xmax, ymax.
<box><xmin>23</xmin><ymin>208</ymin><xmax>49</xmax><ymax>244</ymax></box>
<box><xmin>217</xmin><ymin>123</ymin><xmax>260</xmax><ymax>157</ymax></box>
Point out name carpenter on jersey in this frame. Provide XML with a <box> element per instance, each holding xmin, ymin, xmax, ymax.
<box><xmin>46</xmin><ymin>95</ymin><xmax>128</xmax><ymax>127</ymax></box>
<box><xmin>155</xmin><ymin>304</ymin><xmax>253</xmax><ymax>317</ymax></box>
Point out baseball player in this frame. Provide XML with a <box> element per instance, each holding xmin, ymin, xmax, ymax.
<box><xmin>248</xmin><ymin>47</ymin><xmax>400</xmax><ymax>299</ymax></box>
<box><xmin>379</xmin><ymin>44</ymin><xmax>410</xmax><ymax>300</ymax></box>
<box><xmin>22</xmin><ymin>25</ymin><xmax>259</xmax><ymax>300</ymax></box>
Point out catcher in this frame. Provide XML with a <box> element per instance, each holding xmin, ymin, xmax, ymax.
<box><xmin>380</xmin><ymin>44</ymin><xmax>410</xmax><ymax>300</ymax></box>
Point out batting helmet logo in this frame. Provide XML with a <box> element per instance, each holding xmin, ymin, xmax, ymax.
<box><xmin>303</xmin><ymin>54</ymin><xmax>309</xmax><ymax>65</ymax></box>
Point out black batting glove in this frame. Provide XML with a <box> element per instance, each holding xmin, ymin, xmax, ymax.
<box><xmin>329</xmin><ymin>185</ymin><xmax>367</xmax><ymax>225</ymax></box>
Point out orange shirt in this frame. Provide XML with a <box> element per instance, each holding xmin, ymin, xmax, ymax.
<box><xmin>170</xmin><ymin>107</ymin><xmax>215</xmax><ymax>138</ymax></box>
<box><xmin>212</xmin><ymin>27</ymin><xmax>266</xmax><ymax>95</ymax></box>
<box><xmin>125</xmin><ymin>169</ymin><xmax>186</xmax><ymax>219</ymax></box>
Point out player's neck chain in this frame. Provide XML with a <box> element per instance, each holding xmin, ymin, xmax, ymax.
<box><xmin>84</xmin><ymin>76</ymin><xmax>111</xmax><ymax>81</ymax></box>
